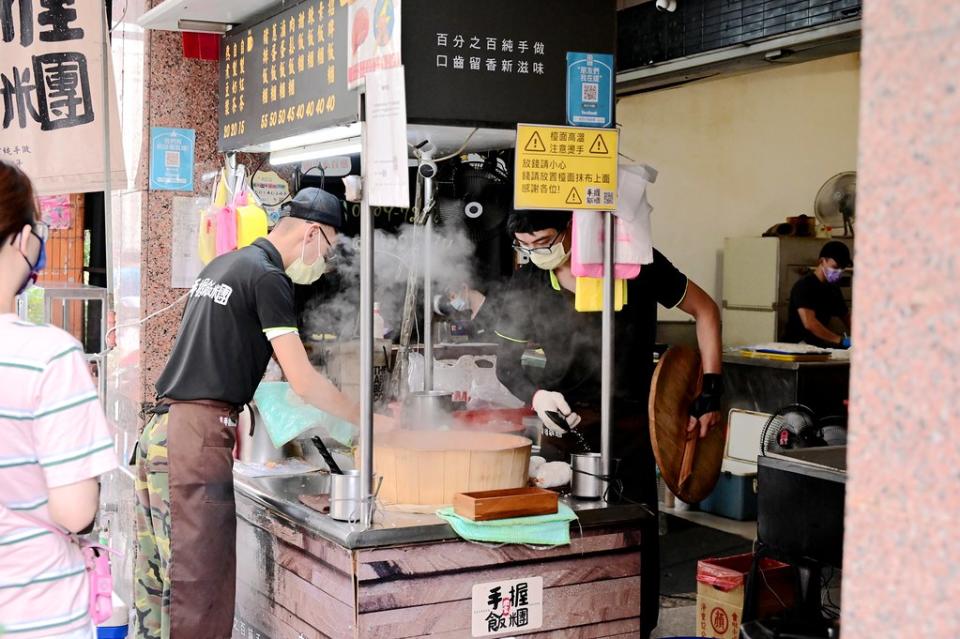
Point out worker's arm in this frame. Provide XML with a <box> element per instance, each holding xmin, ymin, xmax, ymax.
<box><xmin>797</xmin><ymin>308</ymin><xmax>843</xmax><ymax>346</ymax></box>
<box><xmin>47</xmin><ymin>479</ymin><xmax>99</xmax><ymax>533</ymax></box>
<box><xmin>270</xmin><ymin>333</ymin><xmax>363</xmax><ymax>425</ymax></box>
<box><xmin>494</xmin><ymin>337</ymin><xmax>538</xmax><ymax>404</ymax></box>
<box><xmin>677</xmin><ymin>281</ymin><xmax>723</xmax><ymax>438</ymax></box>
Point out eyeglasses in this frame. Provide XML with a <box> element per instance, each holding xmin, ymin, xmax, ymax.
<box><xmin>512</xmin><ymin>230</ymin><xmax>565</xmax><ymax>257</ymax></box>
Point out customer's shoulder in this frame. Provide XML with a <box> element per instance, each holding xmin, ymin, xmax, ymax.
<box><xmin>3</xmin><ymin>320</ymin><xmax>83</xmax><ymax>365</ymax></box>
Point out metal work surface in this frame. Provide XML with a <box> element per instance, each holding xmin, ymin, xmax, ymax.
<box><xmin>722</xmin><ymin>353</ymin><xmax>851</xmax><ymax>371</ymax></box>
<box><xmin>234</xmin><ymin>472</ymin><xmax>653</xmax><ymax>550</ymax></box>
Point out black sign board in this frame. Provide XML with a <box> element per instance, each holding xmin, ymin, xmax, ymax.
<box><xmin>401</xmin><ymin>0</ymin><xmax>617</xmax><ymax>129</ymax></box>
<box><xmin>219</xmin><ymin>0</ymin><xmax>357</xmax><ymax>152</ymax></box>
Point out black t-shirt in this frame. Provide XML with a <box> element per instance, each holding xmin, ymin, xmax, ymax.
<box><xmin>156</xmin><ymin>238</ymin><xmax>297</xmax><ymax>405</ymax></box>
<box><xmin>784</xmin><ymin>273</ymin><xmax>848</xmax><ymax>347</ymax></box>
<box><xmin>491</xmin><ymin>249</ymin><xmax>689</xmax><ymax>407</ymax></box>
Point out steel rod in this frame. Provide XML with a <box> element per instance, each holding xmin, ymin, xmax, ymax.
<box><xmin>423</xmin><ymin>213</ymin><xmax>434</xmax><ymax>391</ymax></box>
<box><xmin>601</xmin><ymin>212</ymin><xmax>615</xmax><ymax>495</ymax></box>
<box><xmin>359</xmin><ymin>108</ymin><xmax>375</xmax><ymax>528</ymax></box>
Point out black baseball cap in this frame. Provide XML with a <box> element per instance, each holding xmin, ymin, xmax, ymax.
<box><xmin>819</xmin><ymin>241</ymin><xmax>852</xmax><ymax>268</ymax></box>
<box><xmin>280</xmin><ymin>187</ymin><xmax>343</xmax><ymax>230</ymax></box>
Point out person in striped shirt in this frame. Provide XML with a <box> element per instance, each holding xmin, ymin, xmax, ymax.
<box><xmin>0</xmin><ymin>160</ymin><xmax>118</xmax><ymax>638</ymax></box>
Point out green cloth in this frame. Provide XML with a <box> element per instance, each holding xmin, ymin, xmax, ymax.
<box><xmin>436</xmin><ymin>503</ymin><xmax>578</xmax><ymax>546</ymax></box>
<box><xmin>254</xmin><ymin>382</ymin><xmax>355</xmax><ymax>448</ymax></box>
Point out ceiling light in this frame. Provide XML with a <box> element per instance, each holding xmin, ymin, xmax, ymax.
<box><xmin>270</xmin><ymin>138</ymin><xmax>362</xmax><ymax>165</ymax></box>
<box><xmin>262</xmin><ymin>122</ymin><xmax>363</xmax><ymax>153</ymax></box>
<box><xmin>177</xmin><ymin>19</ymin><xmax>231</xmax><ymax>33</ymax></box>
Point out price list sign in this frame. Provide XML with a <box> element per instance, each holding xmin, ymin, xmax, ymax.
<box><xmin>219</xmin><ymin>0</ymin><xmax>357</xmax><ymax>151</ymax></box>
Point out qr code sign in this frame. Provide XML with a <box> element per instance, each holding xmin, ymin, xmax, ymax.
<box><xmin>603</xmin><ymin>191</ymin><xmax>614</xmax><ymax>206</ymax></box>
<box><xmin>586</xmin><ymin>187</ymin><xmax>601</xmax><ymax>205</ymax></box>
<box><xmin>582</xmin><ymin>83</ymin><xmax>599</xmax><ymax>103</ymax></box>
<box><xmin>165</xmin><ymin>151</ymin><xmax>181</xmax><ymax>168</ymax></box>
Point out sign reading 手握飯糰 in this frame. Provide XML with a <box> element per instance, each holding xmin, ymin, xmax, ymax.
<box><xmin>0</xmin><ymin>0</ymin><xmax>126</xmax><ymax>195</ymax></box>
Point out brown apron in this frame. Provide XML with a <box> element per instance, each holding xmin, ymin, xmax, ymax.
<box><xmin>165</xmin><ymin>400</ymin><xmax>239</xmax><ymax>639</ymax></box>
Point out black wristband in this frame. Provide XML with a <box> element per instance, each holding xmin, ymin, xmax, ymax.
<box><xmin>702</xmin><ymin>373</ymin><xmax>724</xmax><ymax>397</ymax></box>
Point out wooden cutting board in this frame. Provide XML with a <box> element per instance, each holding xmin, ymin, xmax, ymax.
<box><xmin>648</xmin><ymin>346</ymin><xmax>725</xmax><ymax>504</ymax></box>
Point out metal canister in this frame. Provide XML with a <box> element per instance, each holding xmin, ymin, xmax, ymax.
<box><xmin>329</xmin><ymin>470</ymin><xmax>362</xmax><ymax>522</ymax></box>
<box><xmin>571</xmin><ymin>452</ymin><xmax>605</xmax><ymax>500</ymax></box>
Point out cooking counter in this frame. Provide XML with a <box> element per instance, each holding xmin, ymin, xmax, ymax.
<box><xmin>234</xmin><ymin>471</ymin><xmax>652</xmax><ymax>549</ymax></box>
<box><xmin>232</xmin><ymin>471</ymin><xmax>654</xmax><ymax>638</ymax></box>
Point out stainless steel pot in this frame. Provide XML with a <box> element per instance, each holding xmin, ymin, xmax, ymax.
<box><xmin>403</xmin><ymin>390</ymin><xmax>454</xmax><ymax>429</ymax></box>
<box><xmin>329</xmin><ymin>470</ymin><xmax>362</xmax><ymax>522</ymax></box>
<box><xmin>238</xmin><ymin>404</ymin><xmax>298</xmax><ymax>465</ymax></box>
<box><xmin>571</xmin><ymin>452</ymin><xmax>605</xmax><ymax>500</ymax></box>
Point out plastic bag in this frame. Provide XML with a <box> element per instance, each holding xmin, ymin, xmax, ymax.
<box><xmin>254</xmin><ymin>382</ymin><xmax>355</xmax><ymax>448</ymax></box>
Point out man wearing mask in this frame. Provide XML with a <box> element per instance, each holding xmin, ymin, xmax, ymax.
<box><xmin>784</xmin><ymin>240</ymin><xmax>853</xmax><ymax>348</ymax></box>
<box><xmin>492</xmin><ymin>210</ymin><xmax>723</xmax><ymax>639</ymax></box>
<box><xmin>134</xmin><ymin>188</ymin><xmax>389</xmax><ymax>639</ymax></box>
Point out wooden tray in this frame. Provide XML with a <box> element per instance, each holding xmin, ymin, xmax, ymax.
<box><xmin>453</xmin><ymin>487</ymin><xmax>558</xmax><ymax>521</ymax></box>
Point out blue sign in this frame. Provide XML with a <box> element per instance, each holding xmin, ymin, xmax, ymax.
<box><xmin>566</xmin><ymin>52</ymin><xmax>614</xmax><ymax>128</ymax></box>
<box><xmin>150</xmin><ymin>127</ymin><xmax>195</xmax><ymax>191</ymax></box>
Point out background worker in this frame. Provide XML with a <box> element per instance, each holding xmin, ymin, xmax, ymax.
<box><xmin>784</xmin><ymin>240</ymin><xmax>853</xmax><ymax>348</ymax></box>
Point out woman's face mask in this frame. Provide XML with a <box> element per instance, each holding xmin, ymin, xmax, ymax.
<box><xmin>529</xmin><ymin>242</ymin><xmax>569</xmax><ymax>270</ymax></box>
<box><xmin>16</xmin><ymin>224</ymin><xmax>47</xmax><ymax>295</ymax></box>
<box><xmin>286</xmin><ymin>227</ymin><xmax>329</xmax><ymax>285</ymax></box>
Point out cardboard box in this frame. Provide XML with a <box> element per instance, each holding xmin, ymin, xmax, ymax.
<box><xmin>696</xmin><ymin>553</ymin><xmax>795</xmax><ymax>639</ymax></box>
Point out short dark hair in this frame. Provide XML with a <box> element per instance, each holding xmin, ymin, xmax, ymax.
<box><xmin>506</xmin><ymin>210</ymin><xmax>571</xmax><ymax>236</ymax></box>
<box><xmin>0</xmin><ymin>160</ymin><xmax>38</xmax><ymax>245</ymax></box>
<box><xmin>819</xmin><ymin>241</ymin><xmax>852</xmax><ymax>268</ymax></box>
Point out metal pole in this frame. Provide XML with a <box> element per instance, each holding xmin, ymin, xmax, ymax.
<box><xmin>359</xmin><ymin>97</ymin><xmax>375</xmax><ymax>528</ymax></box>
<box><xmin>601</xmin><ymin>212</ymin><xmax>615</xmax><ymax>494</ymax></box>
<box><xmin>101</xmin><ymin>4</ymin><xmax>113</xmax><ymax>297</ymax></box>
<box><xmin>422</xmin><ymin>213</ymin><xmax>433</xmax><ymax>391</ymax></box>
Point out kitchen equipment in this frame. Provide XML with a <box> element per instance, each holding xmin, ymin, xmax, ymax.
<box><xmin>814</xmin><ymin>171</ymin><xmax>856</xmax><ymax>238</ymax></box>
<box><xmin>403</xmin><ymin>390</ymin><xmax>455</xmax><ymax>429</ymax></box>
<box><xmin>238</xmin><ymin>404</ymin><xmax>298</xmax><ymax>465</ymax></box>
<box><xmin>453</xmin><ymin>487</ymin><xmax>559</xmax><ymax>521</ymax></box>
<box><xmin>570</xmin><ymin>452</ymin><xmax>604</xmax><ymax>500</ymax></box>
<box><xmin>451</xmin><ymin>408</ymin><xmax>532</xmax><ymax>435</ymax></box>
<box><xmin>369</xmin><ymin>430</ymin><xmax>531</xmax><ymax>506</ymax></box>
<box><xmin>329</xmin><ymin>470</ymin><xmax>362</xmax><ymax>522</ymax></box>
<box><xmin>648</xmin><ymin>346</ymin><xmax>725</xmax><ymax>504</ymax></box>
<box><xmin>721</xmin><ymin>237</ymin><xmax>853</xmax><ymax>347</ymax></box>
<box><xmin>760</xmin><ymin>404</ymin><xmax>846</xmax><ymax>457</ymax></box>
<box><xmin>310</xmin><ymin>436</ymin><xmax>343</xmax><ymax>474</ymax></box>
<box><xmin>545</xmin><ymin>410</ymin><xmax>592</xmax><ymax>452</ymax></box>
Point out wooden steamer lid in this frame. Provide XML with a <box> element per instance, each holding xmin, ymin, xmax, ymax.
<box><xmin>648</xmin><ymin>346</ymin><xmax>725</xmax><ymax>504</ymax></box>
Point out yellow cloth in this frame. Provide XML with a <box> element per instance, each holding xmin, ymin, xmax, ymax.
<box><xmin>574</xmin><ymin>277</ymin><xmax>627</xmax><ymax>312</ymax></box>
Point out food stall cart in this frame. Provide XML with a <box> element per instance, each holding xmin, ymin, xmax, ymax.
<box><xmin>210</xmin><ymin>1</ymin><xmax>655</xmax><ymax>637</ymax></box>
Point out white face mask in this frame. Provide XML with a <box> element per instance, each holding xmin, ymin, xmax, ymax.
<box><xmin>450</xmin><ymin>296</ymin><xmax>469</xmax><ymax>312</ymax></box>
<box><xmin>286</xmin><ymin>231</ymin><xmax>327</xmax><ymax>285</ymax></box>
<box><xmin>529</xmin><ymin>241</ymin><xmax>570</xmax><ymax>271</ymax></box>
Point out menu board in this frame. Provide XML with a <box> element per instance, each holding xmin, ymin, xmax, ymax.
<box><xmin>219</xmin><ymin>0</ymin><xmax>357</xmax><ymax>152</ymax></box>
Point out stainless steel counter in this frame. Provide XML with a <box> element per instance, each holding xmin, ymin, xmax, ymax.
<box><xmin>234</xmin><ymin>471</ymin><xmax>653</xmax><ymax>550</ymax></box>
<box><xmin>722</xmin><ymin>353</ymin><xmax>851</xmax><ymax>370</ymax></box>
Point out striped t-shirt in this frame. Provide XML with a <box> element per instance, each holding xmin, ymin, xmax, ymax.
<box><xmin>0</xmin><ymin>315</ymin><xmax>117</xmax><ymax>639</ymax></box>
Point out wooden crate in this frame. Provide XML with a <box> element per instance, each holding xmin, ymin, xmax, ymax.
<box><xmin>234</xmin><ymin>492</ymin><xmax>646</xmax><ymax>639</ymax></box>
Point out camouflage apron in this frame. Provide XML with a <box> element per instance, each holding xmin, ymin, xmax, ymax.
<box><xmin>134</xmin><ymin>401</ymin><xmax>239</xmax><ymax>639</ymax></box>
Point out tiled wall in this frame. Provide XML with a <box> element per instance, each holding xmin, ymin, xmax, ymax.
<box><xmin>843</xmin><ymin>1</ymin><xmax>960</xmax><ymax>636</ymax></box>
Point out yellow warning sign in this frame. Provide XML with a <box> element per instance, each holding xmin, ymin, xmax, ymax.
<box><xmin>514</xmin><ymin>123</ymin><xmax>619</xmax><ymax>211</ymax></box>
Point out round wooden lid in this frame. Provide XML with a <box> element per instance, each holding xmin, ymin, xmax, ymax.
<box><xmin>648</xmin><ymin>346</ymin><xmax>725</xmax><ymax>504</ymax></box>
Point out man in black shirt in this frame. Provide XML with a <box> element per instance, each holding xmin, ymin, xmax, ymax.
<box><xmin>784</xmin><ymin>241</ymin><xmax>852</xmax><ymax>348</ymax></box>
<box><xmin>135</xmin><ymin>188</ymin><xmax>389</xmax><ymax>639</ymax></box>
<box><xmin>492</xmin><ymin>210</ymin><xmax>723</xmax><ymax>639</ymax></box>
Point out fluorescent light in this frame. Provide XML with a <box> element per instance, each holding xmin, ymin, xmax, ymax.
<box><xmin>262</xmin><ymin>122</ymin><xmax>362</xmax><ymax>153</ymax></box>
<box><xmin>177</xmin><ymin>19</ymin><xmax>231</xmax><ymax>33</ymax></box>
<box><xmin>270</xmin><ymin>138</ymin><xmax>362</xmax><ymax>165</ymax></box>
